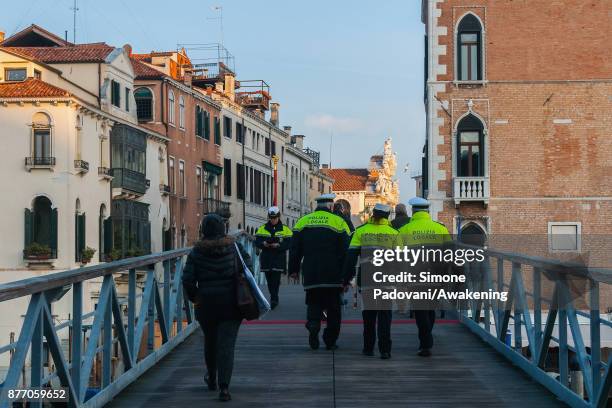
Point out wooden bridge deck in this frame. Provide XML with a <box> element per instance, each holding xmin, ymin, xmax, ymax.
<box><xmin>108</xmin><ymin>284</ymin><xmax>567</xmax><ymax>408</ymax></box>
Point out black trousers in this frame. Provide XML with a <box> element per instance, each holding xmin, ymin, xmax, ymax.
<box><xmin>264</xmin><ymin>270</ymin><xmax>282</xmax><ymax>303</ymax></box>
<box><xmin>362</xmin><ymin>310</ymin><xmax>392</xmax><ymax>353</ymax></box>
<box><xmin>199</xmin><ymin>319</ymin><xmax>241</xmax><ymax>387</ymax></box>
<box><xmin>414</xmin><ymin>310</ymin><xmax>436</xmax><ymax>349</ymax></box>
<box><xmin>305</xmin><ymin>289</ymin><xmax>342</xmax><ymax>347</ymax></box>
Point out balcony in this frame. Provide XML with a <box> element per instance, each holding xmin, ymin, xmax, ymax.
<box><xmin>25</xmin><ymin>156</ymin><xmax>55</xmax><ymax>170</ymax></box>
<box><xmin>202</xmin><ymin>198</ymin><xmax>231</xmax><ymax>219</ymax></box>
<box><xmin>74</xmin><ymin>159</ymin><xmax>89</xmax><ymax>174</ymax></box>
<box><xmin>111</xmin><ymin>168</ymin><xmax>147</xmax><ymax>198</ymax></box>
<box><xmin>23</xmin><ymin>247</ymin><xmax>57</xmax><ymax>269</ymax></box>
<box><xmin>453</xmin><ymin>177</ymin><xmax>490</xmax><ymax>207</ymax></box>
<box><xmin>160</xmin><ymin>184</ymin><xmax>171</xmax><ymax>196</ymax></box>
<box><xmin>98</xmin><ymin>166</ymin><xmax>113</xmax><ymax>180</ymax></box>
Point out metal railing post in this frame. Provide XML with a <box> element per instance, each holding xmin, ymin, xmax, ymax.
<box><xmin>164</xmin><ymin>260</ymin><xmax>171</xmax><ymax>334</ymax></box>
<box><xmin>71</xmin><ymin>281</ymin><xmax>83</xmax><ymax>401</ymax></box>
<box><xmin>128</xmin><ymin>268</ymin><xmax>136</xmax><ymax>358</ymax></box>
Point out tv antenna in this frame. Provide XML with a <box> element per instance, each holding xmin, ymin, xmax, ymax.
<box><xmin>207</xmin><ymin>6</ymin><xmax>224</xmax><ymax>47</ymax></box>
<box><xmin>71</xmin><ymin>0</ymin><xmax>79</xmax><ymax>43</ymax></box>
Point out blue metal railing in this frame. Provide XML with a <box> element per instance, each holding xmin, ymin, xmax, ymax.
<box><xmin>458</xmin><ymin>245</ymin><xmax>612</xmax><ymax>408</ymax></box>
<box><xmin>0</xmin><ymin>233</ymin><xmax>258</xmax><ymax>407</ymax></box>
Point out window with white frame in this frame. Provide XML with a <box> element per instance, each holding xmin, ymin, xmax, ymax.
<box><xmin>178</xmin><ymin>96</ymin><xmax>185</xmax><ymax>129</ymax></box>
<box><xmin>168</xmin><ymin>157</ymin><xmax>175</xmax><ymax>193</ymax></box>
<box><xmin>5</xmin><ymin>68</ymin><xmax>27</xmax><ymax>82</ymax></box>
<box><xmin>168</xmin><ymin>91</ymin><xmax>175</xmax><ymax>125</ymax></box>
<box><xmin>548</xmin><ymin>222</ymin><xmax>581</xmax><ymax>252</ymax></box>
<box><xmin>196</xmin><ymin>166</ymin><xmax>202</xmax><ymax>201</ymax></box>
<box><xmin>31</xmin><ymin>112</ymin><xmax>52</xmax><ymax>162</ymax></box>
<box><xmin>179</xmin><ymin>160</ymin><xmax>186</xmax><ymax>197</ymax></box>
<box><xmin>457</xmin><ymin>13</ymin><xmax>483</xmax><ymax>81</ymax></box>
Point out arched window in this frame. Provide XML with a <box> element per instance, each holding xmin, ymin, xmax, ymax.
<box><xmin>457</xmin><ymin>14</ymin><xmax>483</xmax><ymax>81</ymax></box>
<box><xmin>168</xmin><ymin>90</ymin><xmax>175</xmax><ymax>125</ymax></box>
<box><xmin>460</xmin><ymin>223</ymin><xmax>486</xmax><ymax>247</ymax></box>
<box><xmin>24</xmin><ymin>196</ymin><xmax>57</xmax><ymax>259</ymax></box>
<box><xmin>178</xmin><ymin>96</ymin><xmax>185</xmax><ymax>129</ymax></box>
<box><xmin>456</xmin><ymin>114</ymin><xmax>484</xmax><ymax>177</ymax></box>
<box><xmin>134</xmin><ymin>87</ymin><xmax>153</xmax><ymax>122</ymax></box>
<box><xmin>30</xmin><ymin>112</ymin><xmax>53</xmax><ymax>165</ymax></box>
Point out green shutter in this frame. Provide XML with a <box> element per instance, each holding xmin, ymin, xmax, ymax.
<box><xmin>214</xmin><ymin>118</ymin><xmax>221</xmax><ymax>145</ymax></box>
<box><xmin>104</xmin><ymin>217</ymin><xmax>113</xmax><ymax>257</ymax></box>
<box><xmin>78</xmin><ymin>213</ymin><xmax>86</xmax><ymax>259</ymax></box>
<box><xmin>74</xmin><ymin>213</ymin><xmax>78</xmax><ymax>261</ymax></box>
<box><xmin>50</xmin><ymin>208</ymin><xmax>58</xmax><ymax>254</ymax></box>
<box><xmin>204</xmin><ymin>112</ymin><xmax>211</xmax><ymax>140</ymax></box>
<box><xmin>195</xmin><ymin>108</ymin><xmax>201</xmax><ymax>136</ymax></box>
<box><xmin>24</xmin><ymin>208</ymin><xmax>33</xmax><ymax>247</ymax></box>
<box><xmin>144</xmin><ymin>222</ymin><xmax>151</xmax><ymax>253</ymax></box>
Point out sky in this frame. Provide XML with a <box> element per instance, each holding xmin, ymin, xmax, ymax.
<box><xmin>1</xmin><ymin>0</ymin><xmax>426</xmax><ymax>202</ymax></box>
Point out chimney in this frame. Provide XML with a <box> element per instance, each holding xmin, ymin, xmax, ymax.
<box><xmin>0</xmin><ymin>30</ymin><xmax>5</xmax><ymax>43</ymax></box>
<box><xmin>215</xmin><ymin>81</ymin><xmax>224</xmax><ymax>93</ymax></box>
<box><xmin>283</xmin><ymin>125</ymin><xmax>292</xmax><ymax>136</ymax></box>
<box><xmin>122</xmin><ymin>44</ymin><xmax>133</xmax><ymax>57</ymax></box>
<box><xmin>270</xmin><ymin>102</ymin><xmax>280</xmax><ymax>126</ymax></box>
<box><xmin>205</xmin><ymin>85</ymin><xmax>213</xmax><ymax>95</ymax></box>
<box><xmin>292</xmin><ymin>134</ymin><xmax>305</xmax><ymax>150</ymax></box>
<box><xmin>224</xmin><ymin>74</ymin><xmax>235</xmax><ymax>99</ymax></box>
<box><xmin>184</xmin><ymin>70</ymin><xmax>192</xmax><ymax>87</ymax></box>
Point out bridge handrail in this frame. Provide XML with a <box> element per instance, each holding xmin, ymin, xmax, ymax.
<box><xmin>0</xmin><ymin>248</ymin><xmax>190</xmax><ymax>303</ymax></box>
<box><xmin>456</xmin><ymin>242</ymin><xmax>612</xmax><ymax>408</ymax></box>
<box><xmin>455</xmin><ymin>242</ymin><xmax>612</xmax><ymax>283</ymax></box>
<box><xmin>0</xmin><ymin>232</ymin><xmax>258</xmax><ymax>407</ymax></box>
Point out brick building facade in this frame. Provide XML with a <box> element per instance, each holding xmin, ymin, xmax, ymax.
<box><xmin>131</xmin><ymin>51</ymin><xmax>224</xmax><ymax>248</ymax></box>
<box><xmin>421</xmin><ymin>0</ymin><xmax>612</xmax><ymax>255</ymax></box>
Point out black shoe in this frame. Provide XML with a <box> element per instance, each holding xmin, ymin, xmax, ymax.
<box><xmin>417</xmin><ymin>348</ymin><xmax>432</xmax><ymax>357</ymax></box>
<box><xmin>326</xmin><ymin>344</ymin><xmax>338</xmax><ymax>351</ymax></box>
<box><xmin>362</xmin><ymin>350</ymin><xmax>374</xmax><ymax>356</ymax></box>
<box><xmin>380</xmin><ymin>352</ymin><xmax>391</xmax><ymax>360</ymax></box>
<box><xmin>204</xmin><ymin>373</ymin><xmax>217</xmax><ymax>391</ymax></box>
<box><xmin>219</xmin><ymin>388</ymin><xmax>231</xmax><ymax>402</ymax></box>
<box><xmin>271</xmin><ymin>301</ymin><xmax>278</xmax><ymax>310</ymax></box>
<box><xmin>309</xmin><ymin>333</ymin><xmax>320</xmax><ymax>350</ymax></box>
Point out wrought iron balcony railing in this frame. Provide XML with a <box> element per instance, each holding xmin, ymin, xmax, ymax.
<box><xmin>74</xmin><ymin>159</ymin><xmax>89</xmax><ymax>173</ymax></box>
<box><xmin>25</xmin><ymin>156</ymin><xmax>56</xmax><ymax>167</ymax></box>
<box><xmin>98</xmin><ymin>166</ymin><xmax>113</xmax><ymax>180</ymax></box>
<box><xmin>160</xmin><ymin>184</ymin><xmax>171</xmax><ymax>195</ymax></box>
<box><xmin>202</xmin><ymin>198</ymin><xmax>231</xmax><ymax>218</ymax></box>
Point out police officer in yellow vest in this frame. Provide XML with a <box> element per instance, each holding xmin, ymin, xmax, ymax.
<box><xmin>289</xmin><ymin>194</ymin><xmax>351</xmax><ymax>350</ymax></box>
<box><xmin>254</xmin><ymin>207</ymin><xmax>293</xmax><ymax>309</ymax></box>
<box><xmin>343</xmin><ymin>203</ymin><xmax>399</xmax><ymax>359</ymax></box>
<box><xmin>398</xmin><ymin>197</ymin><xmax>451</xmax><ymax>357</ymax></box>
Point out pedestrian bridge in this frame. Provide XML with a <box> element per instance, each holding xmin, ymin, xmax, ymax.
<box><xmin>0</xmin><ymin>235</ymin><xmax>610</xmax><ymax>407</ymax></box>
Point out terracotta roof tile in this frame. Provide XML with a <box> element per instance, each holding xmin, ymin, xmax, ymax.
<box><xmin>131</xmin><ymin>58</ymin><xmax>165</xmax><ymax>79</ymax></box>
<box><xmin>322</xmin><ymin>168</ymin><xmax>369</xmax><ymax>191</ymax></box>
<box><xmin>4</xmin><ymin>45</ymin><xmax>115</xmax><ymax>63</ymax></box>
<box><xmin>0</xmin><ymin>78</ymin><xmax>71</xmax><ymax>98</ymax></box>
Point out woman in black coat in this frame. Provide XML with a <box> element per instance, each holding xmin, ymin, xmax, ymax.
<box><xmin>182</xmin><ymin>214</ymin><xmax>252</xmax><ymax>402</ymax></box>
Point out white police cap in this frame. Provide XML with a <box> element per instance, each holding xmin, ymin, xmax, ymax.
<box><xmin>408</xmin><ymin>197</ymin><xmax>430</xmax><ymax>210</ymax></box>
<box><xmin>268</xmin><ymin>206</ymin><xmax>280</xmax><ymax>217</ymax></box>
<box><xmin>373</xmin><ymin>203</ymin><xmax>392</xmax><ymax>214</ymax></box>
<box><xmin>315</xmin><ymin>193</ymin><xmax>336</xmax><ymax>203</ymax></box>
